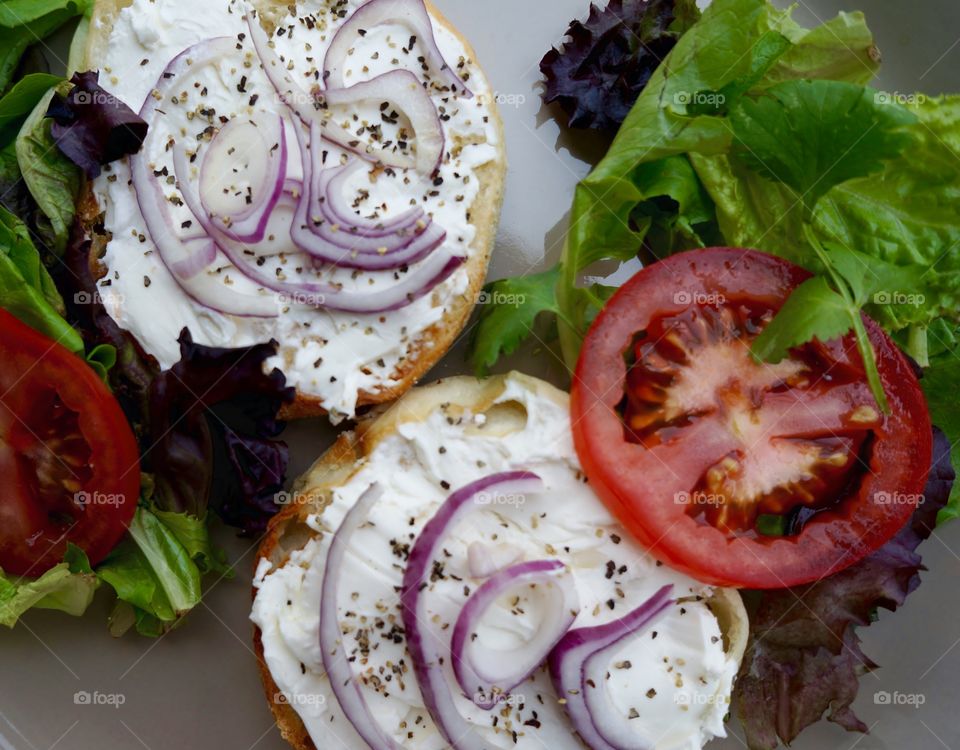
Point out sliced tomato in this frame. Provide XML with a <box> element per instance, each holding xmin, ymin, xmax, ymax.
<box><xmin>0</xmin><ymin>310</ymin><xmax>140</xmax><ymax>577</ymax></box>
<box><xmin>571</xmin><ymin>248</ymin><xmax>932</xmax><ymax>589</ymax></box>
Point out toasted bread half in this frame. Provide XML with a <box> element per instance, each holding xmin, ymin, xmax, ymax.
<box><xmin>81</xmin><ymin>0</ymin><xmax>506</xmax><ymax>420</ymax></box>
<box><xmin>251</xmin><ymin>373</ymin><xmax>750</xmax><ymax>750</ymax></box>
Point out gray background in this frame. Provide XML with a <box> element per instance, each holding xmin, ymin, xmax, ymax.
<box><xmin>2</xmin><ymin>1</ymin><xmax>959</xmax><ymax>749</ymax></box>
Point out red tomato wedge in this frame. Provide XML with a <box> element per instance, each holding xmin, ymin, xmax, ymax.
<box><xmin>0</xmin><ymin>310</ymin><xmax>140</xmax><ymax>577</ymax></box>
<box><xmin>571</xmin><ymin>248</ymin><xmax>932</xmax><ymax>589</ymax></box>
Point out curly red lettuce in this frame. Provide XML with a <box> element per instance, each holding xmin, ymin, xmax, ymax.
<box><xmin>150</xmin><ymin>329</ymin><xmax>293</xmax><ymax>534</ymax></box>
<box><xmin>734</xmin><ymin>427</ymin><xmax>956</xmax><ymax>750</ymax></box>
<box><xmin>540</xmin><ymin>0</ymin><xmax>700</xmax><ymax>133</ymax></box>
<box><xmin>46</xmin><ymin>71</ymin><xmax>147</xmax><ymax>178</ymax></box>
<box><xmin>61</xmin><ymin>232</ymin><xmax>294</xmax><ymax>535</ymax></box>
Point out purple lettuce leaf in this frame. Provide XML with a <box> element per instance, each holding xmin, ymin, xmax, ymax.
<box><xmin>46</xmin><ymin>71</ymin><xmax>147</xmax><ymax>178</ymax></box>
<box><xmin>61</xmin><ymin>231</ymin><xmax>294</xmax><ymax>534</ymax></box>
<box><xmin>734</xmin><ymin>427</ymin><xmax>956</xmax><ymax>749</ymax></box>
<box><xmin>151</xmin><ymin>329</ymin><xmax>294</xmax><ymax>534</ymax></box>
<box><xmin>540</xmin><ymin>0</ymin><xmax>700</xmax><ymax>133</ymax></box>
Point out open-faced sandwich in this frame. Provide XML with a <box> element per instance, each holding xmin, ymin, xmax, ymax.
<box><xmin>81</xmin><ymin>0</ymin><xmax>505</xmax><ymax>420</ymax></box>
<box><xmin>251</xmin><ymin>372</ymin><xmax>749</xmax><ymax>750</ymax></box>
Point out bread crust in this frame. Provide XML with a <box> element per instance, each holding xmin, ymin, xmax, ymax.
<box><xmin>251</xmin><ymin>373</ymin><xmax>750</xmax><ymax>750</ymax></box>
<box><xmin>82</xmin><ymin>0</ymin><xmax>506</xmax><ymax>420</ymax></box>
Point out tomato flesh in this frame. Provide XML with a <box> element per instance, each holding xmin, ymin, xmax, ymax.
<box><xmin>0</xmin><ymin>310</ymin><xmax>140</xmax><ymax>577</ymax></box>
<box><xmin>572</xmin><ymin>248</ymin><xmax>932</xmax><ymax>589</ymax></box>
<box><xmin>621</xmin><ymin>301</ymin><xmax>876</xmax><ymax>532</ymax></box>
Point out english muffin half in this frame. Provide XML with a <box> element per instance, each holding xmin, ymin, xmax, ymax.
<box><xmin>251</xmin><ymin>373</ymin><xmax>749</xmax><ymax>750</ymax></box>
<box><xmin>82</xmin><ymin>0</ymin><xmax>506</xmax><ymax>420</ymax></box>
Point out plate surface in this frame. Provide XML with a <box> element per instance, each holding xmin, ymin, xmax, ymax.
<box><xmin>2</xmin><ymin>1</ymin><xmax>959</xmax><ymax>749</ymax></box>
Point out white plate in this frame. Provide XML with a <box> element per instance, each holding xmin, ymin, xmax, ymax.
<box><xmin>2</xmin><ymin>1</ymin><xmax>960</xmax><ymax>748</ymax></box>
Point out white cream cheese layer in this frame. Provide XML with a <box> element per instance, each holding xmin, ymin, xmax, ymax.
<box><xmin>91</xmin><ymin>0</ymin><xmax>500</xmax><ymax>419</ymax></box>
<box><xmin>251</xmin><ymin>375</ymin><xmax>740</xmax><ymax>750</ymax></box>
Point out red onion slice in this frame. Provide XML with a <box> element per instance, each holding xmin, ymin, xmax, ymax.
<box><xmin>400</xmin><ymin>472</ymin><xmax>545</xmax><ymax>750</ymax></box>
<box><xmin>291</xmin><ymin>122</ymin><xmax>448</xmax><ymax>270</ymax></box>
<box><xmin>322</xmin><ymin>70</ymin><xmax>445</xmax><ymax>174</ymax></box>
<box><xmin>173</xmin><ymin>142</ymin><xmax>330</xmax><ymax>303</ymax></box>
<box><xmin>131</xmin><ymin>37</ymin><xmax>279</xmax><ymax>318</ymax></box>
<box><xmin>198</xmin><ymin>114</ymin><xmax>288</xmax><ymax>243</ymax></box>
<box><xmin>324</xmin><ymin>159</ymin><xmax>424</xmax><ymax>237</ymax></box>
<box><xmin>548</xmin><ymin>585</ymin><xmax>674</xmax><ymax>750</ymax></box>
<box><xmin>168</xmin><ymin>237</ymin><xmax>218</xmax><ymax>279</ymax></box>
<box><xmin>451</xmin><ymin>559</ymin><xmax>579</xmax><ymax>710</ymax></box>
<box><xmin>174</xmin><ymin>135</ymin><xmax>462</xmax><ymax>313</ymax></box>
<box><xmin>246</xmin><ymin>9</ymin><xmax>445</xmax><ymax>174</ymax></box>
<box><xmin>312</xmin><ymin>163</ymin><xmax>441</xmax><ymax>255</ymax></box>
<box><xmin>319</xmin><ymin>484</ymin><xmax>406</xmax><ymax>750</ymax></box>
<box><xmin>323</xmin><ymin>0</ymin><xmax>473</xmax><ymax>98</ymax></box>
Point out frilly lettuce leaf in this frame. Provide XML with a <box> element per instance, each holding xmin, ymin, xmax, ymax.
<box><xmin>557</xmin><ymin>0</ymin><xmax>879</xmax><ymax>364</ymax></box>
<box><xmin>540</xmin><ymin>0</ymin><xmax>701</xmax><ymax>133</ymax></box>
<box><xmin>0</xmin><ymin>203</ymin><xmax>83</xmax><ymax>351</ymax></box>
<box><xmin>15</xmin><ymin>86</ymin><xmax>81</xmax><ymax>254</ymax></box>
<box><xmin>96</xmin><ymin>508</ymin><xmax>207</xmax><ymax>637</ymax></box>
<box><xmin>0</xmin><ymin>545</ymin><xmax>98</xmax><ymax>628</ymax></box>
<box><xmin>692</xmin><ymin>94</ymin><xmax>960</xmax><ymax>349</ymax></box>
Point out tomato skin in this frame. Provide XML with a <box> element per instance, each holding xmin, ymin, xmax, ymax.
<box><xmin>0</xmin><ymin>310</ymin><xmax>140</xmax><ymax>577</ymax></box>
<box><xmin>571</xmin><ymin>248</ymin><xmax>932</xmax><ymax>589</ymax></box>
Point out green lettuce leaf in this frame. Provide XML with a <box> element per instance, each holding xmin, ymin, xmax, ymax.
<box><xmin>152</xmin><ymin>509</ymin><xmax>232</xmax><ymax>576</ymax></box>
<box><xmin>751</xmin><ymin>276</ymin><xmax>853</xmax><ymax>363</ymax></box>
<box><xmin>85</xmin><ymin>342</ymin><xmax>118</xmax><ymax>383</ymax></box>
<box><xmin>0</xmin><ymin>0</ymin><xmax>90</xmax><ymax>28</ymax></box>
<box><xmin>922</xmin><ymin>348</ymin><xmax>960</xmax><ymax>524</ymax></box>
<box><xmin>0</xmin><ymin>545</ymin><xmax>98</xmax><ymax>628</ymax></box>
<box><xmin>0</xmin><ymin>72</ymin><xmax>62</xmax><ymax>142</ymax></box>
<box><xmin>97</xmin><ymin>508</ymin><xmax>203</xmax><ymax>636</ymax></box>
<box><xmin>15</xmin><ymin>87</ymin><xmax>81</xmax><ymax>254</ymax></box>
<box><xmin>0</xmin><ymin>203</ymin><xmax>83</xmax><ymax>351</ymax></box>
<box><xmin>726</xmin><ymin>79</ymin><xmax>918</xmax><ymax>409</ymax></box>
<box><xmin>693</xmin><ymin>94</ymin><xmax>960</xmax><ymax>337</ymax></box>
<box><xmin>729</xmin><ymin>80</ymin><xmax>916</xmax><ymax>211</ymax></box>
<box><xmin>468</xmin><ymin>267</ymin><xmax>563</xmax><ymax>376</ymax></box>
<box><xmin>0</xmin><ymin>6</ymin><xmax>82</xmax><ymax>95</ymax></box>
<box><xmin>553</xmin><ymin>0</ymin><xmax>880</xmax><ymax>366</ymax></box>
<box><xmin>765</xmin><ymin>11</ymin><xmax>879</xmax><ymax>86</ymax></box>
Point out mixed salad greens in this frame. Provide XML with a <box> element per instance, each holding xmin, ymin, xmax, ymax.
<box><xmin>470</xmin><ymin>0</ymin><xmax>960</xmax><ymax>747</ymax></box>
<box><xmin>474</xmin><ymin>0</ymin><xmax>959</xmax><ymax>516</ymax></box>
<box><xmin>0</xmin><ymin>0</ymin><xmax>292</xmax><ymax>636</ymax></box>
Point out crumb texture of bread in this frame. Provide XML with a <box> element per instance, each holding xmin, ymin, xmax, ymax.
<box><xmin>84</xmin><ymin>0</ymin><xmax>506</xmax><ymax>420</ymax></box>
